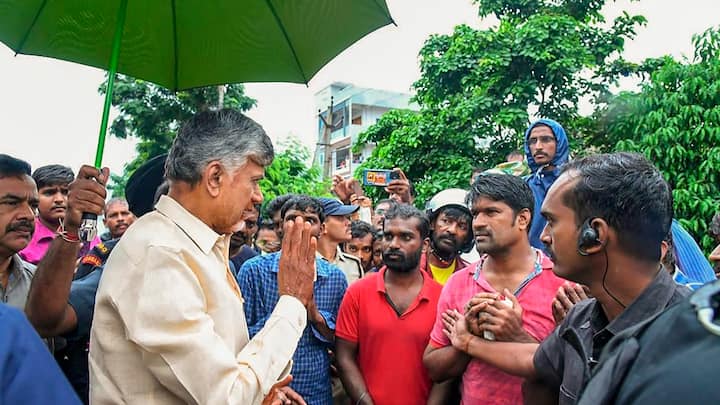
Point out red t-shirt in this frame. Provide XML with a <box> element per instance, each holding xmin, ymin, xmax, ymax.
<box><xmin>335</xmin><ymin>267</ymin><xmax>443</xmax><ymax>405</ymax></box>
<box><xmin>429</xmin><ymin>250</ymin><xmax>565</xmax><ymax>405</ymax></box>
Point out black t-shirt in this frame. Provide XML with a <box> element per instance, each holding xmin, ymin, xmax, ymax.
<box><xmin>533</xmin><ymin>269</ymin><xmax>690</xmax><ymax>404</ymax></box>
<box><xmin>578</xmin><ymin>279</ymin><xmax>720</xmax><ymax>404</ymax></box>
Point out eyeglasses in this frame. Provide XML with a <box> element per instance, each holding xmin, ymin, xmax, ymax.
<box><xmin>527</xmin><ymin>135</ymin><xmax>555</xmax><ymax>145</ymax></box>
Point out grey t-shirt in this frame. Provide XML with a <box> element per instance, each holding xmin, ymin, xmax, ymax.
<box><xmin>532</xmin><ymin>269</ymin><xmax>690</xmax><ymax>405</ymax></box>
<box><xmin>1</xmin><ymin>254</ymin><xmax>36</xmax><ymax>311</ymax></box>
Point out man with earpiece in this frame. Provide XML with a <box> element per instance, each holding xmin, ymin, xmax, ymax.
<box><xmin>441</xmin><ymin>152</ymin><xmax>690</xmax><ymax>405</ymax></box>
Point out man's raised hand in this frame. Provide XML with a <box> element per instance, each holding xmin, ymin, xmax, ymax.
<box><xmin>65</xmin><ymin>165</ymin><xmax>109</xmax><ymax>233</ymax></box>
<box><xmin>277</xmin><ymin>216</ymin><xmax>317</xmax><ymax>307</ymax></box>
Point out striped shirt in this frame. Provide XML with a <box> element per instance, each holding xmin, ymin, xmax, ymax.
<box><xmin>238</xmin><ymin>252</ymin><xmax>348</xmax><ymax>405</ymax></box>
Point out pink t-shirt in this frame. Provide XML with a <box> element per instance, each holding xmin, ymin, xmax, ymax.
<box><xmin>19</xmin><ymin>218</ymin><xmax>100</xmax><ymax>264</ymax></box>
<box><xmin>429</xmin><ymin>250</ymin><xmax>565</xmax><ymax>405</ymax></box>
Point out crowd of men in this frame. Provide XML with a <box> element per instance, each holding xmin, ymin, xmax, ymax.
<box><xmin>1</xmin><ymin>110</ymin><xmax>719</xmax><ymax>405</ymax></box>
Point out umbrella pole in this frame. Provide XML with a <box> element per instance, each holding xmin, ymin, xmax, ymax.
<box><xmin>94</xmin><ymin>0</ymin><xmax>129</xmax><ymax>167</ymax></box>
<box><xmin>79</xmin><ymin>0</ymin><xmax>129</xmax><ymax>243</ymax></box>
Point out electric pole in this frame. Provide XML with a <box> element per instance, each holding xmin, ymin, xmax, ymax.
<box><xmin>318</xmin><ymin>97</ymin><xmax>334</xmax><ymax>179</ymax></box>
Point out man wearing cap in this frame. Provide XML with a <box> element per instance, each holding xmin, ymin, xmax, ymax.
<box><xmin>317</xmin><ymin>197</ymin><xmax>364</xmax><ymax>284</ymax></box>
<box><xmin>422</xmin><ymin>189</ymin><xmax>474</xmax><ymax>285</ymax></box>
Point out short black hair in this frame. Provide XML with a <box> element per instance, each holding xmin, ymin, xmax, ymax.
<box><xmin>266</xmin><ymin>194</ymin><xmax>295</xmax><ymax>218</ymax></box>
<box><xmin>258</xmin><ymin>218</ymin><xmax>275</xmax><ymax>231</ymax></box>
<box><xmin>350</xmin><ymin>220</ymin><xmax>377</xmax><ymax>242</ymax></box>
<box><xmin>383</xmin><ymin>204</ymin><xmax>430</xmax><ymax>239</ymax></box>
<box><xmin>280</xmin><ymin>195</ymin><xmax>325</xmax><ymax>223</ymax></box>
<box><xmin>561</xmin><ymin>152</ymin><xmax>673</xmax><ymax>262</ymax></box>
<box><xmin>32</xmin><ymin>164</ymin><xmax>74</xmax><ymax>189</ymax></box>
<box><xmin>467</xmin><ymin>172</ymin><xmax>535</xmax><ymax>221</ymax></box>
<box><xmin>0</xmin><ymin>154</ymin><xmax>31</xmax><ymax>179</ymax></box>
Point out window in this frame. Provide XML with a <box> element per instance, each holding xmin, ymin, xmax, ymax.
<box><xmin>335</xmin><ymin>148</ymin><xmax>350</xmax><ymax>170</ymax></box>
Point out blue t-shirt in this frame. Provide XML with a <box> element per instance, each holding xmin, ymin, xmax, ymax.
<box><xmin>0</xmin><ymin>303</ymin><xmax>81</xmax><ymax>404</ymax></box>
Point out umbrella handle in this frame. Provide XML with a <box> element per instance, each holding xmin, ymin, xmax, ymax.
<box><xmin>79</xmin><ymin>213</ymin><xmax>98</xmax><ymax>243</ymax></box>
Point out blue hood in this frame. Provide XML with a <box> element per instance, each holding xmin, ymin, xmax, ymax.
<box><xmin>523</xmin><ymin>118</ymin><xmax>569</xmax><ymax>251</ymax></box>
<box><xmin>524</xmin><ymin>118</ymin><xmax>569</xmax><ymax>173</ymax></box>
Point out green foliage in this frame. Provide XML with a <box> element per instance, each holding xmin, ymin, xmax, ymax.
<box><xmin>355</xmin><ymin>0</ymin><xmax>646</xmax><ymax>205</ymax></box>
<box><xmin>608</xmin><ymin>27</ymin><xmax>720</xmax><ymax>252</ymax></box>
<box><xmin>101</xmin><ymin>76</ymin><xmax>256</xmax><ymax>196</ymax></box>
<box><xmin>260</xmin><ymin>138</ymin><xmax>331</xmax><ymax>205</ymax></box>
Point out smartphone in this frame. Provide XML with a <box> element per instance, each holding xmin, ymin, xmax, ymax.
<box><xmin>362</xmin><ymin>169</ymin><xmax>400</xmax><ymax>187</ymax></box>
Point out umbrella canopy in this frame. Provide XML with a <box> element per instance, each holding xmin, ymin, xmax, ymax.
<box><xmin>0</xmin><ymin>0</ymin><xmax>394</xmax><ymax>90</ymax></box>
<box><xmin>0</xmin><ymin>0</ymin><xmax>394</xmax><ymax>240</ymax></box>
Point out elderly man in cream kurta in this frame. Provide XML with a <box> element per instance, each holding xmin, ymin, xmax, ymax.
<box><xmin>89</xmin><ymin>110</ymin><xmax>317</xmax><ymax>405</ymax></box>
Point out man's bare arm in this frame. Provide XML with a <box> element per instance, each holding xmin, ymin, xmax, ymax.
<box><xmin>25</xmin><ymin>165</ymin><xmax>108</xmax><ymax>337</ymax></box>
<box><xmin>443</xmin><ymin>309</ymin><xmax>538</xmax><ymax>379</ymax></box>
<box><xmin>426</xmin><ymin>380</ymin><xmax>455</xmax><ymax>405</ymax></box>
<box><xmin>463</xmin><ymin>337</ymin><xmax>538</xmax><ymax>378</ymax></box>
<box><xmin>336</xmin><ymin>337</ymin><xmax>373</xmax><ymax>405</ymax></box>
<box><xmin>422</xmin><ymin>344</ymin><xmax>471</xmax><ymax>382</ymax></box>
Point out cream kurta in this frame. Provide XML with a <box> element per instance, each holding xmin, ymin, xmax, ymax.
<box><xmin>90</xmin><ymin>195</ymin><xmax>306</xmax><ymax>404</ymax></box>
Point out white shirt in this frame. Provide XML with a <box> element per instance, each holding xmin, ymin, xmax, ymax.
<box><xmin>90</xmin><ymin>195</ymin><xmax>306</xmax><ymax>404</ymax></box>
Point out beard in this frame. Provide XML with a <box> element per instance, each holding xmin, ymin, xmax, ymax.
<box><xmin>383</xmin><ymin>248</ymin><xmax>423</xmax><ymax>273</ymax></box>
<box><xmin>431</xmin><ymin>233</ymin><xmax>460</xmax><ymax>257</ymax></box>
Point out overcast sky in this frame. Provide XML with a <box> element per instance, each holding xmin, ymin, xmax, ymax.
<box><xmin>1</xmin><ymin>0</ymin><xmax>717</xmax><ymax>177</ymax></box>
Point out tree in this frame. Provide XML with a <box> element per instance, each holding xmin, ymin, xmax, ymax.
<box><xmin>260</xmin><ymin>137</ymin><xmax>331</xmax><ymax>205</ymax></box>
<box><xmin>355</xmin><ymin>0</ymin><xmax>646</xmax><ymax>205</ymax></box>
<box><xmin>101</xmin><ymin>76</ymin><xmax>256</xmax><ymax>196</ymax></box>
<box><xmin>606</xmin><ymin>27</ymin><xmax>720</xmax><ymax>252</ymax></box>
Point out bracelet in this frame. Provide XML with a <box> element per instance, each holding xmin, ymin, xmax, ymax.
<box><xmin>56</xmin><ymin>220</ymin><xmax>81</xmax><ymax>244</ymax></box>
<box><xmin>58</xmin><ymin>230</ymin><xmax>81</xmax><ymax>243</ymax></box>
<box><xmin>356</xmin><ymin>391</ymin><xmax>367</xmax><ymax>405</ymax></box>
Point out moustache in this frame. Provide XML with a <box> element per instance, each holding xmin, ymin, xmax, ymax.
<box><xmin>383</xmin><ymin>250</ymin><xmax>405</xmax><ymax>259</ymax></box>
<box><xmin>7</xmin><ymin>220</ymin><xmax>34</xmax><ymax>234</ymax></box>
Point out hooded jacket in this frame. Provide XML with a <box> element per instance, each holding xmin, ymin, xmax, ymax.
<box><xmin>524</xmin><ymin>118</ymin><xmax>569</xmax><ymax>250</ymax></box>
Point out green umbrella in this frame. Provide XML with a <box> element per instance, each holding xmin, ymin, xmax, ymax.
<box><xmin>0</xmin><ymin>0</ymin><xmax>394</xmax><ymax>166</ymax></box>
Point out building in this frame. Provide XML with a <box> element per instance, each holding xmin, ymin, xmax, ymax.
<box><xmin>313</xmin><ymin>82</ymin><xmax>418</xmax><ymax>179</ymax></box>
